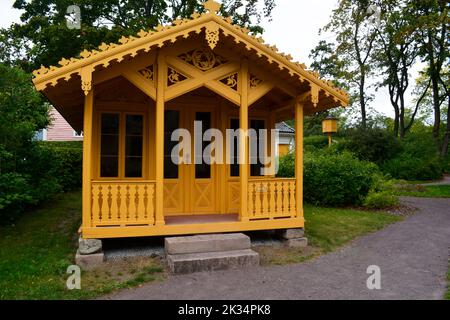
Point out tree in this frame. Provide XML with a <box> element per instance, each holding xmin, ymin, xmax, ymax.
<box><xmin>309</xmin><ymin>40</ymin><xmax>350</xmax><ymax>90</ymax></box>
<box><xmin>320</xmin><ymin>0</ymin><xmax>378</xmax><ymax>128</ymax></box>
<box><xmin>374</xmin><ymin>0</ymin><xmax>420</xmax><ymax>138</ymax></box>
<box><xmin>0</xmin><ymin>63</ymin><xmax>50</xmax><ymax>219</ymax></box>
<box><xmin>0</xmin><ymin>63</ymin><xmax>49</xmax><ymax>175</ymax></box>
<box><xmin>402</xmin><ymin>0</ymin><xmax>449</xmax><ymax>153</ymax></box>
<box><xmin>2</xmin><ymin>0</ymin><xmax>275</xmax><ymax>71</ymax></box>
<box><xmin>412</xmin><ymin>66</ymin><xmax>450</xmax><ymax>156</ymax></box>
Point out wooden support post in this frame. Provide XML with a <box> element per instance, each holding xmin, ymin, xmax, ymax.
<box><xmin>239</xmin><ymin>59</ymin><xmax>249</xmax><ymax>222</ymax></box>
<box><xmin>295</xmin><ymin>99</ymin><xmax>304</xmax><ymax>218</ymax></box>
<box><xmin>269</xmin><ymin>110</ymin><xmax>276</xmax><ymax>177</ymax></box>
<box><xmin>155</xmin><ymin>52</ymin><xmax>166</xmax><ymax>226</ymax></box>
<box><xmin>82</xmin><ymin>89</ymin><xmax>94</xmax><ymax>235</ymax></box>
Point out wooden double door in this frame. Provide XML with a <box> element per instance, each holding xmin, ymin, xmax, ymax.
<box><xmin>163</xmin><ymin>105</ymin><xmax>218</xmax><ymax>215</ymax></box>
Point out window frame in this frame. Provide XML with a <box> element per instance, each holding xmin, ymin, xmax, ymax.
<box><xmin>249</xmin><ymin>117</ymin><xmax>267</xmax><ymax>178</ymax></box>
<box><xmin>96</xmin><ymin>110</ymin><xmax>148</xmax><ymax>180</ymax></box>
<box><xmin>226</xmin><ymin>116</ymin><xmax>268</xmax><ymax>179</ymax></box>
<box><xmin>227</xmin><ymin>117</ymin><xmax>240</xmax><ymax>179</ymax></box>
<box><xmin>163</xmin><ymin>109</ymin><xmax>181</xmax><ymax>180</ymax></box>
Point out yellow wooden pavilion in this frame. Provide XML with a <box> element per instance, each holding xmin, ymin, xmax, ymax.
<box><xmin>32</xmin><ymin>0</ymin><xmax>348</xmax><ymax>239</ymax></box>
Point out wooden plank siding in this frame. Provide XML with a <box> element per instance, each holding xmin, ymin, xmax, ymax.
<box><xmin>47</xmin><ymin>107</ymin><xmax>83</xmax><ymax>141</ymax></box>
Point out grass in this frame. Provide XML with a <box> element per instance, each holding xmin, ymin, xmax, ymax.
<box><xmin>445</xmin><ymin>266</ymin><xmax>450</xmax><ymax>300</ymax></box>
<box><xmin>392</xmin><ymin>184</ymin><xmax>450</xmax><ymax>198</ymax></box>
<box><xmin>0</xmin><ymin>191</ymin><xmax>165</xmax><ymax>300</ymax></box>
<box><xmin>255</xmin><ymin>205</ymin><xmax>403</xmax><ymax>265</ymax></box>
<box><xmin>0</xmin><ymin>191</ymin><xmax>403</xmax><ymax>299</ymax></box>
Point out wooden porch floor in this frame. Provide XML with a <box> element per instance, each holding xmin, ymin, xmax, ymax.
<box><xmin>165</xmin><ymin>214</ymin><xmax>239</xmax><ymax>225</ymax></box>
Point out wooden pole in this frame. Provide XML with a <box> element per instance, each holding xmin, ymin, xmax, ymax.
<box><xmin>82</xmin><ymin>89</ymin><xmax>94</xmax><ymax>235</ymax></box>
<box><xmin>295</xmin><ymin>99</ymin><xmax>304</xmax><ymax>218</ymax></box>
<box><xmin>239</xmin><ymin>59</ymin><xmax>249</xmax><ymax>222</ymax></box>
<box><xmin>155</xmin><ymin>52</ymin><xmax>166</xmax><ymax>226</ymax></box>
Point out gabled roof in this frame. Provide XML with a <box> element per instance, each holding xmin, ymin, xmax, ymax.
<box><xmin>32</xmin><ymin>0</ymin><xmax>349</xmax><ymax>108</ymax></box>
<box><xmin>276</xmin><ymin>122</ymin><xmax>295</xmax><ymax>134</ymax></box>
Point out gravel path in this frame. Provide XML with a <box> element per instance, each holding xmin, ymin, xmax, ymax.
<box><xmin>103</xmin><ymin>197</ymin><xmax>450</xmax><ymax>300</ymax></box>
<box><xmin>420</xmin><ymin>175</ymin><xmax>450</xmax><ymax>186</ymax></box>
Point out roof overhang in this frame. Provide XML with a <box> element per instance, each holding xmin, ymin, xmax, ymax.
<box><xmin>32</xmin><ymin>0</ymin><xmax>349</xmax><ymax>126</ymax></box>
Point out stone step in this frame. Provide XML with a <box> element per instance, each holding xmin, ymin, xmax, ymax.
<box><xmin>167</xmin><ymin>249</ymin><xmax>260</xmax><ymax>274</ymax></box>
<box><xmin>165</xmin><ymin>233</ymin><xmax>250</xmax><ymax>255</ymax></box>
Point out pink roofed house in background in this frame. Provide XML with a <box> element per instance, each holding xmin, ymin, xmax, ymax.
<box><xmin>40</xmin><ymin>107</ymin><xmax>83</xmax><ymax>141</ymax></box>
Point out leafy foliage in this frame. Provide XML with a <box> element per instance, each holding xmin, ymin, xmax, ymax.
<box><xmin>338</xmin><ymin>126</ymin><xmax>401</xmax><ymax>164</ymax></box>
<box><xmin>38</xmin><ymin>141</ymin><xmax>83</xmax><ymax>191</ymax></box>
<box><xmin>304</xmin><ymin>151</ymin><xmax>379</xmax><ymax>206</ymax></box>
<box><xmin>0</xmin><ymin>64</ymin><xmax>83</xmax><ymax>223</ymax></box>
<box><xmin>381</xmin><ymin>129</ymin><xmax>443</xmax><ymax>180</ymax></box>
<box><xmin>277</xmin><ymin>150</ymin><xmax>379</xmax><ymax>206</ymax></box>
<box><xmin>304</xmin><ymin>135</ymin><xmax>329</xmax><ymax>150</ymax></box>
<box><xmin>363</xmin><ymin>191</ymin><xmax>398</xmax><ymax>209</ymax></box>
<box><xmin>3</xmin><ymin>0</ymin><xmax>276</xmax><ymax>71</ymax></box>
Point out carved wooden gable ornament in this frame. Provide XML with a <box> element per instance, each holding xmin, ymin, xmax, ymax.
<box><xmin>32</xmin><ymin>0</ymin><xmax>349</xmax><ymax>109</ymax></box>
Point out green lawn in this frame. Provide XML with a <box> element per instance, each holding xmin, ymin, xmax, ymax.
<box><xmin>256</xmin><ymin>205</ymin><xmax>403</xmax><ymax>265</ymax></box>
<box><xmin>0</xmin><ymin>191</ymin><xmax>164</xmax><ymax>300</ymax></box>
<box><xmin>445</xmin><ymin>267</ymin><xmax>450</xmax><ymax>300</ymax></box>
<box><xmin>393</xmin><ymin>185</ymin><xmax>450</xmax><ymax>198</ymax></box>
<box><xmin>305</xmin><ymin>205</ymin><xmax>402</xmax><ymax>252</ymax></box>
<box><xmin>0</xmin><ymin>191</ymin><xmax>403</xmax><ymax>299</ymax></box>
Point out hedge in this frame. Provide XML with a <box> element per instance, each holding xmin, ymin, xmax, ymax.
<box><xmin>277</xmin><ymin>150</ymin><xmax>379</xmax><ymax>206</ymax></box>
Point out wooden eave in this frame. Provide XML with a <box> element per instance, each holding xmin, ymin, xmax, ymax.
<box><xmin>32</xmin><ymin>11</ymin><xmax>349</xmax><ymax>110</ymax></box>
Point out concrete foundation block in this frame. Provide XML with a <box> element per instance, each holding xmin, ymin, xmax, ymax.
<box><xmin>276</xmin><ymin>228</ymin><xmax>305</xmax><ymax>240</ymax></box>
<box><xmin>75</xmin><ymin>250</ymin><xmax>104</xmax><ymax>270</ymax></box>
<box><xmin>285</xmin><ymin>237</ymin><xmax>308</xmax><ymax>248</ymax></box>
<box><xmin>167</xmin><ymin>249</ymin><xmax>260</xmax><ymax>274</ymax></box>
<box><xmin>165</xmin><ymin>233</ymin><xmax>251</xmax><ymax>255</ymax></box>
<box><xmin>78</xmin><ymin>237</ymin><xmax>102</xmax><ymax>255</ymax></box>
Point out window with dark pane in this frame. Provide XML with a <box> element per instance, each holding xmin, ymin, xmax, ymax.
<box><xmin>125</xmin><ymin>114</ymin><xmax>143</xmax><ymax>177</ymax></box>
<box><xmin>230</xmin><ymin>118</ymin><xmax>240</xmax><ymax>177</ymax></box>
<box><xmin>100</xmin><ymin>113</ymin><xmax>119</xmax><ymax>177</ymax></box>
<box><xmin>250</xmin><ymin>119</ymin><xmax>265</xmax><ymax>177</ymax></box>
<box><xmin>164</xmin><ymin>110</ymin><xmax>179</xmax><ymax>179</ymax></box>
<box><xmin>195</xmin><ymin>112</ymin><xmax>211</xmax><ymax>179</ymax></box>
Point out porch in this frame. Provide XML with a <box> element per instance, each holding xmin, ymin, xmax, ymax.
<box><xmin>83</xmin><ymin>177</ymin><xmax>302</xmax><ymax>238</ymax></box>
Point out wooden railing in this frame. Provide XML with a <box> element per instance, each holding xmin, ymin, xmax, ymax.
<box><xmin>248</xmin><ymin>178</ymin><xmax>296</xmax><ymax>219</ymax></box>
<box><xmin>91</xmin><ymin>181</ymin><xmax>156</xmax><ymax>227</ymax></box>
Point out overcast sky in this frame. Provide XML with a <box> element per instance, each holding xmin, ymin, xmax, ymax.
<box><xmin>0</xmin><ymin>0</ymin><xmax>422</xmax><ymax>118</ymax></box>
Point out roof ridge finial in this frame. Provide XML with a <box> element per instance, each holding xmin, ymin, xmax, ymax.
<box><xmin>203</xmin><ymin>0</ymin><xmax>221</xmax><ymax>14</ymax></box>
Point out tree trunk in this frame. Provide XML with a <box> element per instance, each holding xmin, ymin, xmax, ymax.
<box><xmin>427</xmin><ymin>30</ymin><xmax>441</xmax><ymax>148</ymax></box>
<box><xmin>441</xmin><ymin>96</ymin><xmax>450</xmax><ymax>157</ymax></box>
<box><xmin>399</xmin><ymin>94</ymin><xmax>406</xmax><ymax>139</ymax></box>
<box><xmin>393</xmin><ymin>107</ymin><xmax>400</xmax><ymax>137</ymax></box>
<box><xmin>359</xmin><ymin>72</ymin><xmax>367</xmax><ymax>128</ymax></box>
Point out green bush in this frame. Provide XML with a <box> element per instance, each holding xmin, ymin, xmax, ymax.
<box><xmin>364</xmin><ymin>191</ymin><xmax>399</xmax><ymax>209</ymax></box>
<box><xmin>338</xmin><ymin>127</ymin><xmax>401</xmax><ymax>164</ymax></box>
<box><xmin>304</xmin><ymin>135</ymin><xmax>329</xmax><ymax>149</ymax></box>
<box><xmin>277</xmin><ymin>152</ymin><xmax>295</xmax><ymax>178</ymax></box>
<box><xmin>0</xmin><ymin>173</ymin><xmax>35</xmax><ymax>213</ymax></box>
<box><xmin>278</xmin><ymin>150</ymin><xmax>379</xmax><ymax>206</ymax></box>
<box><xmin>444</xmin><ymin>156</ymin><xmax>450</xmax><ymax>174</ymax></box>
<box><xmin>41</xmin><ymin>142</ymin><xmax>83</xmax><ymax>191</ymax></box>
<box><xmin>380</xmin><ymin>129</ymin><xmax>444</xmax><ymax>181</ymax></box>
<box><xmin>382</xmin><ymin>154</ymin><xmax>443</xmax><ymax>181</ymax></box>
<box><xmin>304</xmin><ymin>151</ymin><xmax>379</xmax><ymax>206</ymax></box>
<box><xmin>0</xmin><ymin>142</ymin><xmax>82</xmax><ymax>224</ymax></box>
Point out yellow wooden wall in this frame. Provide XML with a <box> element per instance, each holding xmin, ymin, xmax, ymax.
<box><xmin>92</xmin><ymin>91</ymin><xmax>275</xmax><ymax>217</ymax></box>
